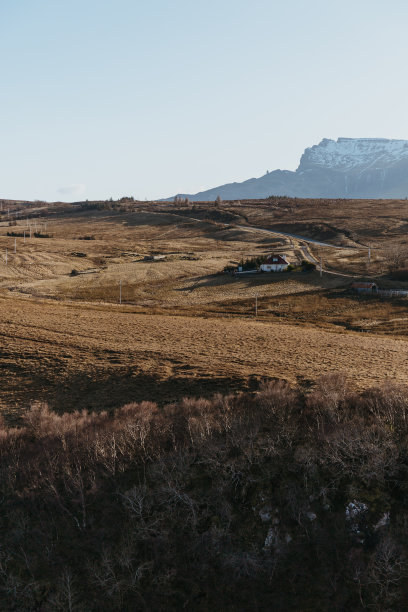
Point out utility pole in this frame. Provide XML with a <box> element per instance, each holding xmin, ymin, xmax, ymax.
<box><xmin>23</xmin><ymin>231</ymin><xmax>26</xmax><ymax>243</ymax></box>
<box><xmin>368</xmin><ymin>246</ymin><xmax>371</xmax><ymax>264</ymax></box>
<box><xmin>320</xmin><ymin>256</ymin><xmax>323</xmax><ymax>278</ymax></box>
<box><xmin>119</xmin><ymin>280</ymin><xmax>122</xmax><ymax>305</ymax></box>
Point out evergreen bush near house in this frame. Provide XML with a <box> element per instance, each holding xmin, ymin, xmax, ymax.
<box><xmin>301</xmin><ymin>260</ymin><xmax>316</xmax><ymax>271</ymax></box>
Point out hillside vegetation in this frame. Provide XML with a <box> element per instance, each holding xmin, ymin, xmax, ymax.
<box><xmin>0</xmin><ymin>376</ymin><xmax>408</xmax><ymax>610</ymax></box>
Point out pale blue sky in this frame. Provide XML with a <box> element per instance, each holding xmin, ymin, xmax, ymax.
<box><xmin>1</xmin><ymin>0</ymin><xmax>407</xmax><ymax>201</ymax></box>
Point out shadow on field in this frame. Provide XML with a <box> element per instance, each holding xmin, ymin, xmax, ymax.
<box><xmin>40</xmin><ymin>369</ymin><xmax>267</xmax><ymax>414</ymax></box>
<box><xmin>177</xmin><ymin>270</ymin><xmax>328</xmax><ymax>293</ymax></box>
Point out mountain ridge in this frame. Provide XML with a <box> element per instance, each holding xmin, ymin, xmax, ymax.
<box><xmin>168</xmin><ymin>138</ymin><xmax>408</xmax><ymax>201</ymax></box>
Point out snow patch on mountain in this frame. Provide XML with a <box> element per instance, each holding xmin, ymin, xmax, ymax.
<box><xmin>300</xmin><ymin>137</ymin><xmax>408</xmax><ymax>171</ymax></box>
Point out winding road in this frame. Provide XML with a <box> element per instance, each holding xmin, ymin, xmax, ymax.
<box><xmin>144</xmin><ymin>208</ymin><xmax>366</xmax><ymax>278</ymax></box>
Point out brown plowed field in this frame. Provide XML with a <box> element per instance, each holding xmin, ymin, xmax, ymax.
<box><xmin>1</xmin><ymin>295</ymin><xmax>407</xmax><ymax>422</ymax></box>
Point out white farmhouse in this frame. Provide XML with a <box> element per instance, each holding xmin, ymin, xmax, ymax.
<box><xmin>260</xmin><ymin>255</ymin><xmax>289</xmax><ymax>272</ymax></box>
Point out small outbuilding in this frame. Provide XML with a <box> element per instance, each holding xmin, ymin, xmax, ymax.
<box><xmin>260</xmin><ymin>255</ymin><xmax>289</xmax><ymax>272</ymax></box>
<box><xmin>144</xmin><ymin>254</ymin><xmax>167</xmax><ymax>262</ymax></box>
<box><xmin>350</xmin><ymin>282</ymin><xmax>378</xmax><ymax>293</ymax></box>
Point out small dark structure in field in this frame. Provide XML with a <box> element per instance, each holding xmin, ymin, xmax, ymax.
<box><xmin>351</xmin><ymin>281</ymin><xmax>408</xmax><ymax>297</ymax></box>
<box><xmin>350</xmin><ymin>281</ymin><xmax>378</xmax><ymax>293</ymax></box>
<box><xmin>144</xmin><ymin>254</ymin><xmax>166</xmax><ymax>261</ymax></box>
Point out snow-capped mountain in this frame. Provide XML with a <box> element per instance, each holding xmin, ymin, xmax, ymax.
<box><xmin>169</xmin><ymin>138</ymin><xmax>408</xmax><ymax>201</ymax></box>
<box><xmin>300</xmin><ymin>138</ymin><xmax>408</xmax><ymax>172</ymax></box>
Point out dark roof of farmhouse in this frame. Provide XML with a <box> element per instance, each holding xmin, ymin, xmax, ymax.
<box><xmin>263</xmin><ymin>255</ymin><xmax>289</xmax><ymax>265</ymax></box>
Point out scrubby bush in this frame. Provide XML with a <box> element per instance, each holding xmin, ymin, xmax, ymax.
<box><xmin>239</xmin><ymin>255</ymin><xmax>265</xmax><ymax>270</ymax></box>
<box><xmin>33</xmin><ymin>232</ymin><xmax>52</xmax><ymax>238</ymax></box>
<box><xmin>301</xmin><ymin>259</ymin><xmax>316</xmax><ymax>271</ymax></box>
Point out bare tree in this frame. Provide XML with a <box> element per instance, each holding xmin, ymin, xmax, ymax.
<box><xmin>368</xmin><ymin>536</ymin><xmax>408</xmax><ymax>610</ymax></box>
<box><xmin>385</xmin><ymin>244</ymin><xmax>408</xmax><ymax>273</ymax></box>
<box><xmin>48</xmin><ymin>569</ymin><xmax>80</xmax><ymax>611</ymax></box>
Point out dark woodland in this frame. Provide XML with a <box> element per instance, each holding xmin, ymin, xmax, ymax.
<box><xmin>1</xmin><ymin>375</ymin><xmax>408</xmax><ymax>610</ymax></box>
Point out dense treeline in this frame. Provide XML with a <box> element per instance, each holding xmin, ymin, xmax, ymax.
<box><xmin>1</xmin><ymin>376</ymin><xmax>408</xmax><ymax>610</ymax></box>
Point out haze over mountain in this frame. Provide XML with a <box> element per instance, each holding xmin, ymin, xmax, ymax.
<box><xmin>170</xmin><ymin>138</ymin><xmax>408</xmax><ymax>201</ymax></box>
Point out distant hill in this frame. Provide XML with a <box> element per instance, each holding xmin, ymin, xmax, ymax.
<box><xmin>169</xmin><ymin>138</ymin><xmax>408</xmax><ymax>201</ymax></box>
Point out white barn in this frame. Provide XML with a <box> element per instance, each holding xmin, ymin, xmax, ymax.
<box><xmin>260</xmin><ymin>255</ymin><xmax>289</xmax><ymax>272</ymax></box>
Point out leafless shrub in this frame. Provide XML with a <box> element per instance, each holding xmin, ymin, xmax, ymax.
<box><xmin>367</xmin><ymin>536</ymin><xmax>408</xmax><ymax>610</ymax></box>
<box><xmin>24</xmin><ymin>402</ymin><xmax>109</xmax><ymax>440</ymax></box>
<box><xmin>115</xmin><ymin>401</ymin><xmax>159</xmax><ymax>459</ymax></box>
<box><xmin>362</xmin><ymin>382</ymin><xmax>408</xmax><ymax>432</ymax></box>
<box><xmin>258</xmin><ymin>379</ymin><xmax>298</xmax><ymax>421</ymax></box>
<box><xmin>258</xmin><ymin>379</ymin><xmax>299</xmax><ymax>437</ymax></box>
<box><xmin>47</xmin><ymin>568</ymin><xmax>82</xmax><ymax>611</ymax></box>
<box><xmin>324</xmin><ymin>423</ymin><xmax>397</xmax><ymax>483</ymax></box>
<box><xmin>121</xmin><ymin>485</ymin><xmax>151</xmax><ymax>522</ymax></box>
<box><xmin>385</xmin><ymin>244</ymin><xmax>408</xmax><ymax>273</ymax></box>
<box><xmin>307</xmin><ymin>373</ymin><xmax>350</xmax><ymax>430</ymax></box>
<box><xmin>179</xmin><ymin>397</ymin><xmax>220</xmax><ymax>445</ymax></box>
<box><xmin>88</xmin><ymin>543</ymin><xmax>150</xmax><ymax>609</ymax></box>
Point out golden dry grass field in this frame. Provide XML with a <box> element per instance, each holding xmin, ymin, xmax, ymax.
<box><xmin>0</xmin><ymin>198</ymin><xmax>407</xmax><ymax>420</ymax></box>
